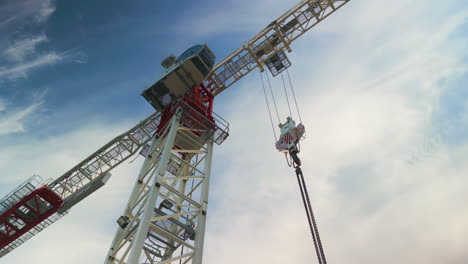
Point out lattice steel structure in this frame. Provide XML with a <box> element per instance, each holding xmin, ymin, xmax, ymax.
<box><xmin>207</xmin><ymin>0</ymin><xmax>350</xmax><ymax>95</ymax></box>
<box><xmin>0</xmin><ymin>175</ymin><xmax>67</xmax><ymax>257</ymax></box>
<box><xmin>106</xmin><ymin>103</ymin><xmax>228</xmax><ymax>264</ymax></box>
<box><xmin>0</xmin><ymin>113</ymin><xmax>164</xmax><ymax>258</ymax></box>
<box><xmin>48</xmin><ymin>112</ymin><xmax>163</xmax><ymax>201</ymax></box>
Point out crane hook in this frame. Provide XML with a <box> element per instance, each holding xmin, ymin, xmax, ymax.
<box><xmin>275</xmin><ymin>116</ymin><xmax>305</xmax><ymax>167</ymax></box>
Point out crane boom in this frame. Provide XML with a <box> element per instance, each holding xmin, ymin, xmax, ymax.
<box><xmin>207</xmin><ymin>0</ymin><xmax>350</xmax><ymax>95</ymax></box>
<box><xmin>48</xmin><ymin>111</ymin><xmax>162</xmax><ymax>202</ymax></box>
<box><xmin>0</xmin><ymin>112</ymin><xmax>163</xmax><ymax>257</ymax></box>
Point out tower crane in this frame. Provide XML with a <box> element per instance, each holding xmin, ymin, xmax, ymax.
<box><xmin>0</xmin><ymin>1</ymin><xmax>351</xmax><ymax>263</ymax></box>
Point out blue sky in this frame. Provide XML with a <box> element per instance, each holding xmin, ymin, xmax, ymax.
<box><xmin>1</xmin><ymin>0</ymin><xmax>468</xmax><ymax>263</ymax></box>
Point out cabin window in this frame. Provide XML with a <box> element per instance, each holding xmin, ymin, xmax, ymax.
<box><xmin>142</xmin><ymin>81</ymin><xmax>176</xmax><ymax>111</ymax></box>
<box><xmin>199</xmin><ymin>49</ymin><xmax>215</xmax><ymax>70</ymax></box>
<box><xmin>192</xmin><ymin>56</ymin><xmax>209</xmax><ymax>76</ymax></box>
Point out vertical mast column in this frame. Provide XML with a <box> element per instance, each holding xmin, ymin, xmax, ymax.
<box><xmin>192</xmin><ymin>140</ymin><xmax>213</xmax><ymax>264</ymax></box>
<box><xmin>126</xmin><ymin>108</ymin><xmax>183</xmax><ymax>263</ymax></box>
<box><xmin>105</xmin><ymin>102</ymin><xmax>229</xmax><ymax>264</ymax></box>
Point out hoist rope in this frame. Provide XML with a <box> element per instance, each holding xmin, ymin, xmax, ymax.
<box><xmin>295</xmin><ymin>167</ymin><xmax>327</xmax><ymax>264</ymax></box>
<box><xmin>286</xmin><ymin>68</ymin><xmax>303</xmax><ymax>124</ymax></box>
<box><xmin>280</xmin><ymin>72</ymin><xmax>294</xmax><ymax>119</ymax></box>
<box><xmin>265</xmin><ymin>70</ymin><xmax>281</xmax><ymax>125</ymax></box>
<box><xmin>260</xmin><ymin>71</ymin><xmax>278</xmax><ymax>141</ymax></box>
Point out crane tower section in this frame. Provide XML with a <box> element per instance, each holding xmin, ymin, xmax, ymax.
<box><xmin>106</xmin><ymin>96</ymin><xmax>229</xmax><ymax>264</ymax></box>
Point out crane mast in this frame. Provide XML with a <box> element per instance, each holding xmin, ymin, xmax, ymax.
<box><xmin>105</xmin><ymin>100</ymin><xmax>229</xmax><ymax>264</ymax></box>
<box><xmin>0</xmin><ymin>0</ymin><xmax>351</xmax><ymax>262</ymax></box>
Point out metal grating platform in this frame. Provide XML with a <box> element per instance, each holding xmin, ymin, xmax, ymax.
<box><xmin>163</xmin><ymin>99</ymin><xmax>230</xmax><ymax>146</ymax></box>
<box><xmin>0</xmin><ymin>175</ymin><xmax>42</xmax><ymax>215</ymax></box>
<box><xmin>0</xmin><ymin>175</ymin><xmax>67</xmax><ymax>258</ymax></box>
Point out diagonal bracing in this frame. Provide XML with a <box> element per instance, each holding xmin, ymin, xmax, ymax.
<box><xmin>106</xmin><ymin>104</ymin><xmax>228</xmax><ymax>264</ymax></box>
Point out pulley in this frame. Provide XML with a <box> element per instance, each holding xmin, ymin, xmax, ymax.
<box><xmin>275</xmin><ymin>116</ymin><xmax>305</xmax><ymax>167</ymax></box>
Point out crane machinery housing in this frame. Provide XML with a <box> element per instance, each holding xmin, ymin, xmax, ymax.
<box><xmin>0</xmin><ymin>1</ymin><xmax>351</xmax><ymax>263</ymax></box>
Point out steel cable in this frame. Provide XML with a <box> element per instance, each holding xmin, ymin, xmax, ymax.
<box><xmin>301</xmin><ymin>175</ymin><xmax>327</xmax><ymax>264</ymax></box>
<box><xmin>280</xmin><ymin>71</ymin><xmax>294</xmax><ymax>119</ymax></box>
<box><xmin>260</xmin><ymin>70</ymin><xmax>278</xmax><ymax>141</ymax></box>
<box><xmin>295</xmin><ymin>167</ymin><xmax>327</xmax><ymax>264</ymax></box>
<box><xmin>286</xmin><ymin>68</ymin><xmax>303</xmax><ymax>124</ymax></box>
<box><xmin>296</xmin><ymin>170</ymin><xmax>323</xmax><ymax>264</ymax></box>
<box><xmin>265</xmin><ymin>70</ymin><xmax>282</xmax><ymax>125</ymax></box>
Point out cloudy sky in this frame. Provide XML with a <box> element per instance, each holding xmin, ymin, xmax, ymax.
<box><xmin>0</xmin><ymin>0</ymin><xmax>467</xmax><ymax>263</ymax></box>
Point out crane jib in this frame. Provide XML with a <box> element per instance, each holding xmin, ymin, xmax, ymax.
<box><xmin>207</xmin><ymin>0</ymin><xmax>351</xmax><ymax>96</ymax></box>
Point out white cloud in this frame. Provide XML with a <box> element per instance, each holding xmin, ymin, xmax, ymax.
<box><xmin>173</xmin><ymin>0</ymin><xmax>293</xmax><ymax>37</ymax></box>
<box><xmin>3</xmin><ymin>35</ymin><xmax>48</xmax><ymax>62</ymax></box>
<box><xmin>0</xmin><ymin>101</ymin><xmax>43</xmax><ymax>135</ymax></box>
<box><xmin>0</xmin><ymin>0</ymin><xmax>56</xmax><ymax>28</ymax></box>
<box><xmin>35</xmin><ymin>0</ymin><xmax>56</xmax><ymax>23</ymax></box>
<box><xmin>0</xmin><ymin>52</ymin><xmax>63</xmax><ymax>80</ymax></box>
<box><xmin>0</xmin><ymin>0</ymin><xmax>59</xmax><ymax>81</ymax></box>
<box><xmin>0</xmin><ymin>99</ymin><xmax>6</xmax><ymax>112</ymax></box>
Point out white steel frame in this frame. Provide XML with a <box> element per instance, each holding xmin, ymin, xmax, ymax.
<box><xmin>105</xmin><ymin>107</ymin><xmax>219</xmax><ymax>264</ymax></box>
<box><xmin>49</xmin><ymin>112</ymin><xmax>162</xmax><ymax>201</ymax></box>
